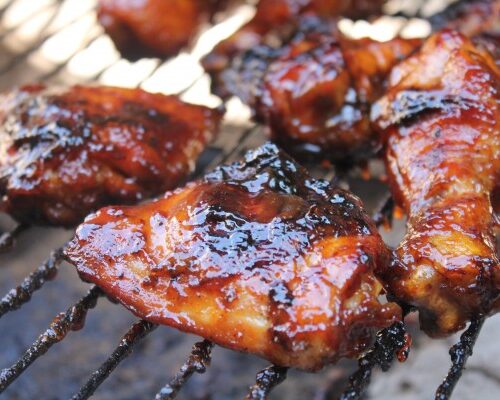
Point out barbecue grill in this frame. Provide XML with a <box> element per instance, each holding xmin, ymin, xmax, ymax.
<box><xmin>0</xmin><ymin>0</ymin><xmax>497</xmax><ymax>399</ymax></box>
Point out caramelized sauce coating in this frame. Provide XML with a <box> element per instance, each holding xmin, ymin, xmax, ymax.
<box><xmin>201</xmin><ymin>0</ymin><xmax>384</xmax><ymax>88</ymax></box>
<box><xmin>372</xmin><ymin>30</ymin><xmax>500</xmax><ymax>336</ymax></box>
<box><xmin>0</xmin><ymin>84</ymin><xmax>222</xmax><ymax>226</ymax></box>
<box><xmin>97</xmin><ymin>0</ymin><xmax>232</xmax><ymax>59</ymax></box>
<box><xmin>219</xmin><ymin>21</ymin><xmax>421</xmax><ymax>161</ymax></box>
<box><xmin>65</xmin><ymin>143</ymin><xmax>401</xmax><ymax>370</ymax></box>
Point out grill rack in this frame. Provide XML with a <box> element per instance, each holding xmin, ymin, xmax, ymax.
<box><xmin>0</xmin><ymin>0</ymin><xmax>490</xmax><ymax>399</ymax></box>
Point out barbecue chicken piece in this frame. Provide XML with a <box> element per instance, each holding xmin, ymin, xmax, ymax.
<box><xmin>65</xmin><ymin>143</ymin><xmax>401</xmax><ymax>370</ymax></box>
<box><xmin>431</xmin><ymin>0</ymin><xmax>500</xmax><ymax>65</ymax></box>
<box><xmin>202</xmin><ymin>0</ymin><xmax>385</xmax><ymax>89</ymax></box>
<box><xmin>219</xmin><ymin>20</ymin><xmax>421</xmax><ymax>161</ymax></box>
<box><xmin>0</xmin><ymin>84</ymin><xmax>222</xmax><ymax>226</ymax></box>
<box><xmin>98</xmin><ymin>0</ymin><xmax>233</xmax><ymax>59</ymax></box>
<box><xmin>430</xmin><ymin>0</ymin><xmax>499</xmax><ymax>38</ymax></box>
<box><xmin>371</xmin><ymin>30</ymin><xmax>500</xmax><ymax>336</ymax></box>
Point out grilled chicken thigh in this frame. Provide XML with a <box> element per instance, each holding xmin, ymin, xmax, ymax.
<box><xmin>202</xmin><ymin>0</ymin><xmax>385</xmax><ymax>88</ymax></box>
<box><xmin>371</xmin><ymin>30</ymin><xmax>500</xmax><ymax>336</ymax></box>
<box><xmin>65</xmin><ymin>143</ymin><xmax>401</xmax><ymax>370</ymax></box>
<box><xmin>218</xmin><ymin>20</ymin><xmax>421</xmax><ymax>161</ymax></box>
<box><xmin>98</xmin><ymin>0</ymin><xmax>233</xmax><ymax>59</ymax></box>
<box><xmin>0</xmin><ymin>84</ymin><xmax>222</xmax><ymax>226</ymax></box>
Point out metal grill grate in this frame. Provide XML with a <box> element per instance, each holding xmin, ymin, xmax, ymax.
<box><xmin>0</xmin><ymin>0</ymin><xmax>492</xmax><ymax>399</ymax></box>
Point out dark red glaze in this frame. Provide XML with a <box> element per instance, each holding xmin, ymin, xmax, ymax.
<box><xmin>201</xmin><ymin>0</ymin><xmax>385</xmax><ymax>88</ymax></box>
<box><xmin>97</xmin><ymin>0</ymin><xmax>233</xmax><ymax>60</ymax></box>
<box><xmin>372</xmin><ymin>30</ymin><xmax>500</xmax><ymax>336</ymax></box>
<box><xmin>65</xmin><ymin>143</ymin><xmax>401</xmax><ymax>370</ymax></box>
<box><xmin>0</xmin><ymin>84</ymin><xmax>222</xmax><ymax>226</ymax></box>
<box><xmin>218</xmin><ymin>21</ymin><xmax>421</xmax><ymax>161</ymax></box>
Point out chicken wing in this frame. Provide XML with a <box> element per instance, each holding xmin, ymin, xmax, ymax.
<box><xmin>0</xmin><ymin>84</ymin><xmax>222</xmax><ymax>226</ymax></box>
<box><xmin>202</xmin><ymin>0</ymin><xmax>385</xmax><ymax>89</ymax></box>
<box><xmin>371</xmin><ymin>30</ymin><xmax>500</xmax><ymax>336</ymax></box>
<box><xmin>65</xmin><ymin>143</ymin><xmax>400</xmax><ymax>370</ymax></box>
<box><xmin>98</xmin><ymin>0</ymin><xmax>233</xmax><ymax>59</ymax></box>
<box><xmin>219</xmin><ymin>20</ymin><xmax>421</xmax><ymax>161</ymax></box>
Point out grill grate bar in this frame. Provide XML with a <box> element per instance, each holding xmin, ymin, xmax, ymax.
<box><xmin>0</xmin><ymin>0</ymin><xmax>18</xmax><ymax>17</ymax></box>
<box><xmin>0</xmin><ymin>285</ymin><xmax>102</xmax><ymax>392</ymax></box>
<box><xmin>0</xmin><ymin>223</ymin><xmax>28</xmax><ymax>253</ymax></box>
<box><xmin>39</xmin><ymin>29</ymin><xmax>104</xmax><ymax>82</ymax></box>
<box><xmin>339</xmin><ymin>321</ymin><xmax>409</xmax><ymax>400</ymax></box>
<box><xmin>71</xmin><ymin>319</ymin><xmax>158</xmax><ymax>400</ymax></box>
<box><xmin>0</xmin><ymin>6</ymin><xmax>95</xmax><ymax>76</ymax></box>
<box><xmin>154</xmin><ymin>339</ymin><xmax>214</xmax><ymax>400</ymax></box>
<box><xmin>0</xmin><ymin>245</ymin><xmax>66</xmax><ymax>318</ymax></box>
<box><xmin>245</xmin><ymin>365</ymin><xmax>289</xmax><ymax>400</ymax></box>
<box><xmin>435</xmin><ymin>316</ymin><xmax>486</xmax><ymax>400</ymax></box>
<box><xmin>0</xmin><ymin>0</ymin><xmax>62</xmax><ymax>41</ymax></box>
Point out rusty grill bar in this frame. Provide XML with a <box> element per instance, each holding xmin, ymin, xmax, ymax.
<box><xmin>154</xmin><ymin>340</ymin><xmax>214</xmax><ymax>400</ymax></box>
<box><xmin>71</xmin><ymin>320</ymin><xmax>158</xmax><ymax>400</ymax></box>
<box><xmin>0</xmin><ymin>0</ymin><xmax>490</xmax><ymax>399</ymax></box>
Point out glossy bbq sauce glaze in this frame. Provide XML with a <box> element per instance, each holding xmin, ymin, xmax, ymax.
<box><xmin>216</xmin><ymin>16</ymin><xmax>422</xmax><ymax>163</ymax></box>
<box><xmin>65</xmin><ymin>143</ymin><xmax>401</xmax><ymax>370</ymax></box>
<box><xmin>0</xmin><ymin>84</ymin><xmax>222</xmax><ymax>226</ymax></box>
<box><xmin>202</xmin><ymin>0</ymin><xmax>386</xmax><ymax>90</ymax></box>
<box><xmin>372</xmin><ymin>30</ymin><xmax>500</xmax><ymax>336</ymax></box>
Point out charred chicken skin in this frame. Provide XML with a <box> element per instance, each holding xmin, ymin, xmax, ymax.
<box><xmin>0</xmin><ymin>84</ymin><xmax>222</xmax><ymax>226</ymax></box>
<box><xmin>65</xmin><ymin>143</ymin><xmax>401</xmax><ymax>370</ymax></box>
<box><xmin>98</xmin><ymin>0</ymin><xmax>233</xmax><ymax>59</ymax></box>
<box><xmin>202</xmin><ymin>0</ymin><xmax>385</xmax><ymax>88</ymax></box>
<box><xmin>371</xmin><ymin>30</ymin><xmax>500</xmax><ymax>336</ymax></box>
<box><xmin>219</xmin><ymin>20</ymin><xmax>421</xmax><ymax>161</ymax></box>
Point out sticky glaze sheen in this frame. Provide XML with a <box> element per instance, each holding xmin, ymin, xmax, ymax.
<box><xmin>218</xmin><ymin>19</ymin><xmax>421</xmax><ymax>161</ymax></box>
<box><xmin>372</xmin><ymin>30</ymin><xmax>500</xmax><ymax>336</ymax></box>
<box><xmin>202</xmin><ymin>0</ymin><xmax>385</xmax><ymax>90</ymax></box>
<box><xmin>0</xmin><ymin>84</ymin><xmax>222</xmax><ymax>226</ymax></box>
<box><xmin>65</xmin><ymin>143</ymin><xmax>400</xmax><ymax>370</ymax></box>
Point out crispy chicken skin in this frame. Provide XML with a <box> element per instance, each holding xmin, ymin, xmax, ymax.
<box><xmin>202</xmin><ymin>0</ymin><xmax>384</xmax><ymax>88</ymax></box>
<box><xmin>0</xmin><ymin>84</ymin><xmax>222</xmax><ymax>226</ymax></box>
<box><xmin>219</xmin><ymin>21</ymin><xmax>421</xmax><ymax>161</ymax></box>
<box><xmin>97</xmin><ymin>0</ymin><xmax>232</xmax><ymax>59</ymax></box>
<box><xmin>371</xmin><ymin>30</ymin><xmax>500</xmax><ymax>336</ymax></box>
<box><xmin>65</xmin><ymin>143</ymin><xmax>401</xmax><ymax>370</ymax></box>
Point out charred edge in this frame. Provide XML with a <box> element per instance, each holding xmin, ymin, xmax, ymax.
<box><xmin>435</xmin><ymin>317</ymin><xmax>485</xmax><ymax>400</ymax></box>
<box><xmin>245</xmin><ymin>365</ymin><xmax>289</xmax><ymax>400</ymax></box>
<box><xmin>71</xmin><ymin>320</ymin><xmax>158</xmax><ymax>400</ymax></box>
<box><xmin>372</xmin><ymin>194</ymin><xmax>395</xmax><ymax>229</ymax></box>
<box><xmin>0</xmin><ymin>285</ymin><xmax>102</xmax><ymax>392</ymax></box>
<box><xmin>339</xmin><ymin>322</ymin><xmax>408</xmax><ymax>400</ymax></box>
<box><xmin>0</xmin><ymin>245</ymin><xmax>66</xmax><ymax>318</ymax></box>
<box><xmin>0</xmin><ymin>224</ymin><xmax>29</xmax><ymax>253</ymax></box>
<box><xmin>155</xmin><ymin>340</ymin><xmax>214</xmax><ymax>400</ymax></box>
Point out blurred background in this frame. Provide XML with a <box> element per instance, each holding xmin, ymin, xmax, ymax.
<box><xmin>0</xmin><ymin>0</ymin><xmax>498</xmax><ymax>399</ymax></box>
